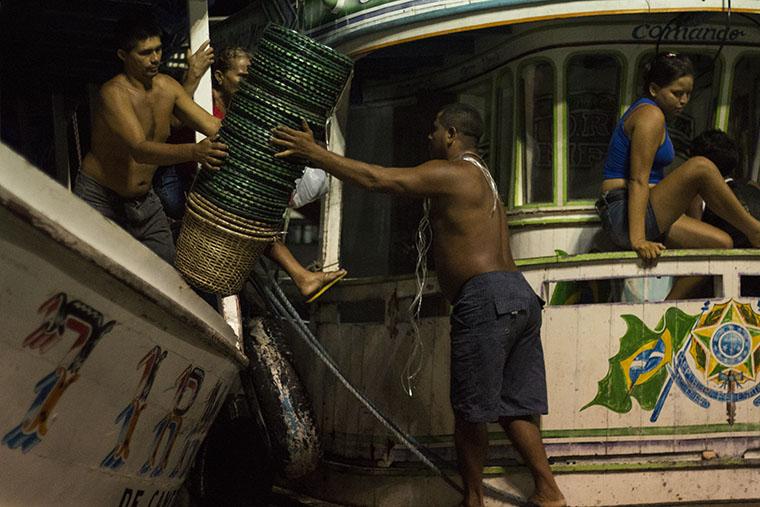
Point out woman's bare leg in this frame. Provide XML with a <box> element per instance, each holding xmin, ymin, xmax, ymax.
<box><xmin>662</xmin><ymin>208</ymin><xmax>733</xmax><ymax>300</ymax></box>
<box><xmin>650</xmin><ymin>157</ymin><xmax>760</xmax><ymax>246</ymax></box>
<box><xmin>266</xmin><ymin>240</ymin><xmax>347</xmax><ymax>298</ymax></box>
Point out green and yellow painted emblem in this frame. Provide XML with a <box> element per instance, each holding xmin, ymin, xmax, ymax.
<box><xmin>584</xmin><ymin>299</ymin><xmax>760</xmax><ymax>424</ymax></box>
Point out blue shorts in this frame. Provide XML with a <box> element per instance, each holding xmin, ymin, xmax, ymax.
<box><xmin>596</xmin><ymin>188</ymin><xmax>666</xmax><ymax>249</ymax></box>
<box><xmin>450</xmin><ymin>271</ymin><xmax>548</xmax><ymax>423</ymax></box>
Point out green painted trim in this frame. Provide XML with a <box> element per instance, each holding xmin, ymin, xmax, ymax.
<box><xmin>323</xmin><ymin>456</ymin><xmax>758</xmax><ymax>478</ymax></box>
<box><xmin>515</xmin><ymin>247</ymin><xmax>760</xmax><ymax>267</ymax></box>
<box><xmin>563</xmin><ymin>49</ymin><xmax>628</xmax><ymax>204</ymax></box>
<box><xmin>541</xmin><ymin>422</ymin><xmax>760</xmax><ymax>438</ymax></box>
<box><xmin>554</xmin><ymin>57</ymin><xmax>564</xmax><ymax>206</ymax></box>
<box><xmin>328</xmin><ymin>422</ymin><xmax>760</xmax><ymax>448</ymax></box>
<box><xmin>509</xmin><ymin>215</ymin><xmax>600</xmax><ymax>227</ymax></box>
<box><xmin>713</xmin><ymin>51</ymin><xmax>731</xmax><ymax>131</ymax></box>
<box><xmin>483</xmin><ymin>457</ymin><xmax>749</xmax><ymax>476</ymax></box>
<box><xmin>496</xmin><ymin>68</ymin><xmax>516</xmax><ymax>204</ymax></box>
<box><xmin>515</xmin><ymin>57</ymin><xmax>557</xmax><ymax>207</ymax></box>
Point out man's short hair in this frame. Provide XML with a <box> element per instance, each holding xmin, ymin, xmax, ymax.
<box><xmin>690</xmin><ymin>129</ymin><xmax>740</xmax><ymax>178</ymax></box>
<box><xmin>438</xmin><ymin>103</ymin><xmax>484</xmax><ymax>142</ymax></box>
<box><xmin>114</xmin><ymin>10</ymin><xmax>162</xmax><ymax>51</ymax></box>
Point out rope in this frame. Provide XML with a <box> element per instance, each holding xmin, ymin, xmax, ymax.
<box><xmin>402</xmin><ymin>197</ymin><xmax>431</xmax><ymax>397</ymax></box>
<box><xmin>250</xmin><ymin>263</ymin><xmax>526</xmax><ymax>505</ymax></box>
<box><xmin>71</xmin><ymin>108</ymin><xmax>82</xmax><ymax>169</ymax></box>
<box><xmin>459</xmin><ymin>152</ymin><xmax>499</xmax><ymax>215</ymax></box>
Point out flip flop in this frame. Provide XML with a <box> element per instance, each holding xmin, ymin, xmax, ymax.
<box><xmin>305</xmin><ymin>270</ymin><xmax>347</xmax><ymax>303</ymax></box>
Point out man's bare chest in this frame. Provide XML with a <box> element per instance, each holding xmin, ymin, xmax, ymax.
<box><xmin>130</xmin><ymin>92</ymin><xmax>173</xmax><ymax>142</ymax></box>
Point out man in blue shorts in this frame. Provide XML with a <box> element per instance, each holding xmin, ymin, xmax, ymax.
<box><xmin>272</xmin><ymin>103</ymin><xmax>565</xmax><ymax>507</ymax></box>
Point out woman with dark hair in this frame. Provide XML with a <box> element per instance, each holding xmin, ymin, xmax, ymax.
<box><xmin>597</xmin><ymin>52</ymin><xmax>760</xmax><ymax>264</ymax></box>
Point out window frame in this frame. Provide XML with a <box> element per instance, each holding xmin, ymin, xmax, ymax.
<box><xmin>515</xmin><ymin>56</ymin><xmax>558</xmax><ymax>209</ymax></box>
<box><xmin>562</xmin><ymin>50</ymin><xmax>627</xmax><ymax>206</ymax></box>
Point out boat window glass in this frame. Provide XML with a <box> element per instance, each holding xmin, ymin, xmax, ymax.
<box><xmin>546</xmin><ymin>275</ymin><xmax>722</xmax><ymax>305</ymax></box>
<box><xmin>340</xmin><ymin>98</ymin><xmax>452</xmax><ymax>278</ymax></box>
<box><xmin>566</xmin><ymin>54</ymin><xmax>621</xmax><ymax>201</ymax></box>
<box><xmin>495</xmin><ymin>69</ymin><xmax>514</xmax><ymax>201</ymax></box>
<box><xmin>450</xmin><ymin>79</ymin><xmax>493</xmax><ymax>167</ymax></box>
<box><xmin>520</xmin><ymin>61</ymin><xmax>554</xmax><ymax>204</ymax></box>
<box><xmin>729</xmin><ymin>54</ymin><xmax>760</xmax><ymax>181</ymax></box>
<box><xmin>635</xmin><ymin>52</ymin><xmax>721</xmax><ymax>171</ymax></box>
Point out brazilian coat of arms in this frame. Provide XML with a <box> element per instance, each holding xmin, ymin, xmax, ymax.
<box><xmin>584</xmin><ymin>299</ymin><xmax>760</xmax><ymax>424</ymax></box>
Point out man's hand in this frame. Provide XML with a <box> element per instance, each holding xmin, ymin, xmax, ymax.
<box><xmin>271</xmin><ymin>120</ymin><xmax>323</xmax><ymax>163</ymax></box>
<box><xmin>194</xmin><ymin>136</ymin><xmax>228</xmax><ymax>171</ymax></box>
<box><xmin>631</xmin><ymin>239</ymin><xmax>665</xmax><ymax>265</ymax></box>
<box><xmin>184</xmin><ymin>40</ymin><xmax>214</xmax><ymax>96</ymax></box>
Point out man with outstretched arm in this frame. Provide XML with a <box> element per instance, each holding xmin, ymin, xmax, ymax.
<box><xmin>74</xmin><ymin>11</ymin><xmax>227</xmax><ymax>265</ymax></box>
<box><xmin>271</xmin><ymin>103</ymin><xmax>566</xmax><ymax>507</ymax></box>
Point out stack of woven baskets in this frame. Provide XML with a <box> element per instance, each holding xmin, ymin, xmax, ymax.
<box><xmin>175</xmin><ymin>24</ymin><xmax>353</xmax><ymax>296</ymax></box>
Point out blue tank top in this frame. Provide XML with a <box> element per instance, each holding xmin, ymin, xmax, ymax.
<box><xmin>602</xmin><ymin>97</ymin><xmax>675</xmax><ymax>184</ymax></box>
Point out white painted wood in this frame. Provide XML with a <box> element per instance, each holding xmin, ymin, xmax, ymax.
<box><xmin>188</xmin><ymin>0</ymin><xmax>213</xmax><ymax>145</ymax></box>
<box><xmin>0</xmin><ymin>144</ymin><xmax>243</xmax><ymax>505</ymax></box>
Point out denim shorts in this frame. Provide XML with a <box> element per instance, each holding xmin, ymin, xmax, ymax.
<box><xmin>596</xmin><ymin>188</ymin><xmax>665</xmax><ymax>249</ymax></box>
<box><xmin>450</xmin><ymin>271</ymin><xmax>548</xmax><ymax>423</ymax></box>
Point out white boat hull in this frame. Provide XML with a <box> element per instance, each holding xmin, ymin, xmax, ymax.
<box><xmin>0</xmin><ymin>145</ymin><xmax>246</xmax><ymax>505</ymax></box>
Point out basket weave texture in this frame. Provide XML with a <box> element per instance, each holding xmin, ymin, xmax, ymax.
<box><xmin>175</xmin><ymin>204</ymin><xmax>273</xmax><ymax>296</ymax></box>
<box><xmin>175</xmin><ymin>24</ymin><xmax>353</xmax><ymax>295</ymax></box>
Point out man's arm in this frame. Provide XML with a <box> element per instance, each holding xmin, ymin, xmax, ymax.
<box><xmin>272</xmin><ymin>121</ymin><xmax>457</xmax><ymax>196</ymax></box>
<box><xmin>166</xmin><ymin>75</ymin><xmax>221</xmax><ymax>137</ymax></box>
<box><xmin>100</xmin><ymin>83</ymin><xmax>204</xmax><ymax>166</ymax></box>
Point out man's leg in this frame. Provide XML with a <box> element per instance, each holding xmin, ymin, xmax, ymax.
<box><xmin>454</xmin><ymin>415</ymin><xmax>489</xmax><ymax>507</ymax></box>
<box><xmin>499</xmin><ymin>416</ymin><xmax>565</xmax><ymax>507</ymax></box>
<box><xmin>129</xmin><ymin>190</ymin><xmax>176</xmax><ymax>266</ymax></box>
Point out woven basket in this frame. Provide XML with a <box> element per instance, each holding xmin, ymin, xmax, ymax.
<box><xmin>175</xmin><ymin>205</ymin><xmax>273</xmax><ymax>296</ymax></box>
<box><xmin>187</xmin><ymin>192</ymin><xmax>282</xmax><ymax>239</ymax></box>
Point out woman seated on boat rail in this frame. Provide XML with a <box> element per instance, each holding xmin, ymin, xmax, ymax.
<box><xmin>596</xmin><ymin>52</ymin><xmax>760</xmax><ymax>263</ymax></box>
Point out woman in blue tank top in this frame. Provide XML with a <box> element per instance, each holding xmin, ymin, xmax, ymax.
<box><xmin>598</xmin><ymin>52</ymin><xmax>760</xmax><ymax>265</ymax></box>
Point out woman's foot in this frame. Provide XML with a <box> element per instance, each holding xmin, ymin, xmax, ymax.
<box><xmin>296</xmin><ymin>269</ymin><xmax>348</xmax><ymax>303</ymax></box>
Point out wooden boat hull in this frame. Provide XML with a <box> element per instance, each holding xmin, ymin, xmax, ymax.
<box><xmin>0</xmin><ymin>145</ymin><xmax>246</xmax><ymax>505</ymax></box>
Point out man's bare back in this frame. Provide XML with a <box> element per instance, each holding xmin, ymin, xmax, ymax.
<box><xmin>429</xmin><ymin>158</ymin><xmax>517</xmax><ymax>301</ymax></box>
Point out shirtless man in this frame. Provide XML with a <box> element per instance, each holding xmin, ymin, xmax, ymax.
<box><xmin>74</xmin><ymin>12</ymin><xmax>227</xmax><ymax>264</ymax></box>
<box><xmin>272</xmin><ymin>103</ymin><xmax>566</xmax><ymax>507</ymax></box>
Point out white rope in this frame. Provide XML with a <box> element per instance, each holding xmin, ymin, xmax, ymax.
<box><xmin>402</xmin><ymin>197</ymin><xmax>431</xmax><ymax>397</ymax></box>
<box><xmin>460</xmin><ymin>152</ymin><xmax>499</xmax><ymax>215</ymax></box>
<box><xmin>400</xmin><ymin>153</ymin><xmax>497</xmax><ymax>397</ymax></box>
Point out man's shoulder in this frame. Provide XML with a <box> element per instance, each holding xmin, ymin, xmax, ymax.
<box><xmin>99</xmin><ymin>76</ymin><xmax>130</xmax><ymax>101</ymax></box>
<box><xmin>153</xmin><ymin>73</ymin><xmax>181</xmax><ymax>91</ymax></box>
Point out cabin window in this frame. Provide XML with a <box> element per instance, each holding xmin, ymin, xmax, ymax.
<box><xmin>452</xmin><ymin>79</ymin><xmax>493</xmax><ymax>166</ymax></box>
<box><xmin>566</xmin><ymin>54</ymin><xmax>621</xmax><ymax>201</ymax></box>
<box><xmin>495</xmin><ymin>69</ymin><xmax>514</xmax><ymax>200</ymax></box>
<box><xmin>546</xmin><ymin>275</ymin><xmax>722</xmax><ymax>305</ymax></box>
<box><xmin>520</xmin><ymin>61</ymin><xmax>554</xmax><ymax>204</ymax></box>
<box><xmin>635</xmin><ymin>52</ymin><xmax>721</xmax><ymax>168</ymax></box>
<box><xmin>729</xmin><ymin>54</ymin><xmax>760</xmax><ymax>181</ymax></box>
<box><xmin>740</xmin><ymin>275</ymin><xmax>760</xmax><ymax>297</ymax></box>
